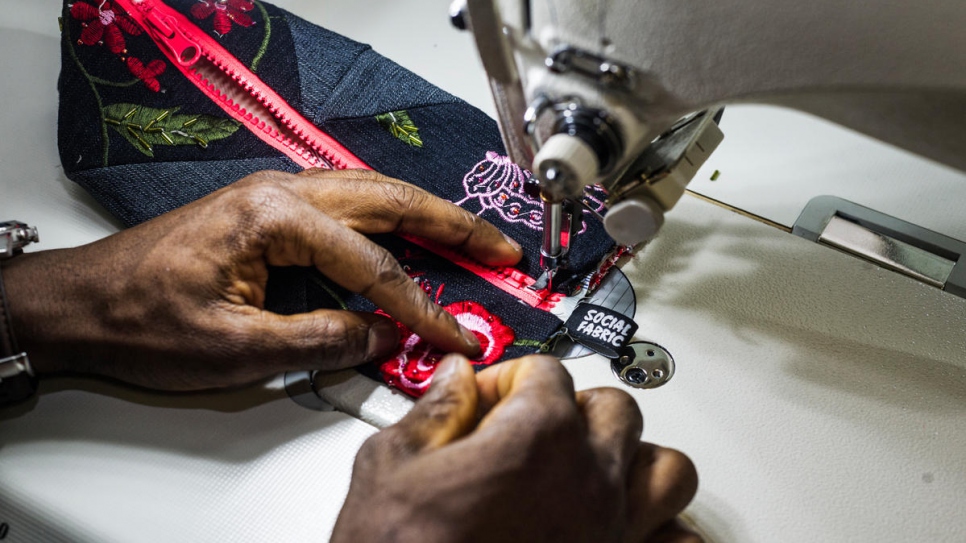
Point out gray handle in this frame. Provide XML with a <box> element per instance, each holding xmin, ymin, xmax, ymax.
<box><xmin>792</xmin><ymin>195</ymin><xmax>966</xmax><ymax>299</ymax></box>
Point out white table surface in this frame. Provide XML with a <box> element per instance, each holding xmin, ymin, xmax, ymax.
<box><xmin>2</xmin><ymin>2</ymin><xmax>966</xmax><ymax>542</ymax></box>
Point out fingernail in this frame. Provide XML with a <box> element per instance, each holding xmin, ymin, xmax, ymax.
<box><xmin>460</xmin><ymin>326</ymin><xmax>482</xmax><ymax>357</ymax></box>
<box><xmin>366</xmin><ymin>320</ymin><xmax>400</xmax><ymax>361</ymax></box>
<box><xmin>503</xmin><ymin>233</ymin><xmax>522</xmax><ymax>253</ymax></box>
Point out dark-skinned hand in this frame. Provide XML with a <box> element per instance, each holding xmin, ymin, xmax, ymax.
<box><xmin>1</xmin><ymin>169</ymin><xmax>522</xmax><ymax>390</ymax></box>
<box><xmin>332</xmin><ymin>354</ymin><xmax>701</xmax><ymax>543</ymax></box>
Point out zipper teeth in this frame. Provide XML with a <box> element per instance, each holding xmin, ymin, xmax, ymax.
<box><xmin>402</xmin><ymin>235</ymin><xmax>563</xmax><ymax>311</ymax></box>
<box><xmin>125</xmin><ymin>0</ymin><xmax>365</xmax><ymax>170</ymax></box>
<box><xmin>197</xmin><ymin>48</ymin><xmax>340</xmax><ymax>169</ymax></box>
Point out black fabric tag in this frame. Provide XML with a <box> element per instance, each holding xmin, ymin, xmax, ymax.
<box><xmin>563</xmin><ymin>303</ymin><xmax>638</xmax><ymax>359</ymax></box>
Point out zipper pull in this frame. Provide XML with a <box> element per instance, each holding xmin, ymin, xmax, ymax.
<box><xmin>128</xmin><ymin>0</ymin><xmax>201</xmax><ymax>66</ymax></box>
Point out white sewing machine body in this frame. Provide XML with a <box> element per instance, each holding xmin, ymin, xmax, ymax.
<box><xmin>2</xmin><ymin>1</ymin><xmax>965</xmax><ymax>542</ymax></box>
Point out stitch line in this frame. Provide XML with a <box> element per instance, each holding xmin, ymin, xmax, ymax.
<box><xmin>250</xmin><ymin>1</ymin><xmax>272</xmax><ymax>72</ymax></box>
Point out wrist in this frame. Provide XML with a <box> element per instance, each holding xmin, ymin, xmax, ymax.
<box><xmin>1</xmin><ymin>248</ymin><xmax>92</xmax><ymax>375</ymax></box>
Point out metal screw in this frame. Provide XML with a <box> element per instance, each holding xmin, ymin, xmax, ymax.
<box><xmin>624</xmin><ymin>368</ymin><xmax>648</xmax><ymax>385</ymax></box>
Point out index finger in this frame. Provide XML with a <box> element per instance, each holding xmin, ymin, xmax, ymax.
<box><xmin>255</xmin><ymin>189</ymin><xmax>481</xmax><ymax>357</ymax></box>
<box><xmin>290</xmin><ymin>169</ymin><xmax>523</xmax><ymax>267</ymax></box>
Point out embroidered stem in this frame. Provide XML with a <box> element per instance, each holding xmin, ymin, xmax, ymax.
<box><xmin>512</xmin><ymin>339</ymin><xmax>544</xmax><ymax>348</ymax></box>
<box><xmin>63</xmin><ymin>5</ymin><xmax>110</xmax><ymax>166</ymax></box>
<box><xmin>308</xmin><ymin>274</ymin><xmax>348</xmax><ymax>310</ymax></box>
<box><xmin>88</xmin><ymin>75</ymin><xmax>142</xmax><ymax>88</ymax></box>
<box><xmin>250</xmin><ymin>1</ymin><xmax>272</xmax><ymax>72</ymax></box>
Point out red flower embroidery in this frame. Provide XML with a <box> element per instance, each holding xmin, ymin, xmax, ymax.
<box><xmin>71</xmin><ymin>0</ymin><xmax>142</xmax><ymax>55</ymax></box>
<box><xmin>379</xmin><ymin>301</ymin><xmax>515</xmax><ymax>397</ymax></box>
<box><xmin>126</xmin><ymin>57</ymin><xmax>167</xmax><ymax>93</ymax></box>
<box><xmin>70</xmin><ymin>0</ymin><xmax>167</xmax><ymax>92</ymax></box>
<box><xmin>190</xmin><ymin>0</ymin><xmax>256</xmax><ymax>36</ymax></box>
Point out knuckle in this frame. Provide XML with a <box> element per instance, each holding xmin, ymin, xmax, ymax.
<box><xmin>662</xmin><ymin>447</ymin><xmax>699</xmax><ymax>487</ymax></box>
<box><xmin>416</xmin><ymin>392</ymin><xmax>464</xmax><ymax>426</ymax></box>
<box><xmin>453</xmin><ymin>207</ymin><xmax>483</xmax><ymax>242</ymax></box>
<box><xmin>322</xmin><ymin>168</ymin><xmax>385</xmax><ymax>183</ymax></box>
<box><xmin>235</xmin><ymin>169</ymin><xmax>289</xmax><ymax>189</ymax></box>
<box><xmin>349</xmin><ymin>169</ymin><xmax>388</xmax><ymax>183</ymax></box>
<box><xmin>589</xmin><ymin>387</ymin><xmax>643</xmax><ymax>423</ymax></box>
<box><xmin>533</xmin><ymin>395</ymin><xmax>581</xmax><ymax>435</ymax></box>
<box><xmin>358</xmin><ymin>248</ymin><xmax>407</xmax><ymax>296</ymax></box>
<box><xmin>314</xmin><ymin>318</ymin><xmax>369</xmax><ymax>368</ymax></box>
<box><xmin>240</xmin><ymin>183</ymin><xmax>290</xmax><ymax>213</ymax></box>
<box><xmin>382</xmin><ymin>183</ymin><xmax>423</xmax><ymax>214</ymax></box>
<box><xmin>224</xmin><ymin>183</ymin><xmax>297</xmax><ymax>243</ymax></box>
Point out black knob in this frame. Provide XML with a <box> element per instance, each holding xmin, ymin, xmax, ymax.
<box><xmin>449</xmin><ymin>0</ymin><xmax>468</xmax><ymax>30</ymax></box>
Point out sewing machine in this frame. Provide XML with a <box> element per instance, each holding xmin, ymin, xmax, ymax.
<box><xmin>2</xmin><ymin>2</ymin><xmax>966</xmax><ymax>542</ymax></box>
<box><xmin>451</xmin><ymin>0</ymin><xmax>966</xmax><ymax>288</ymax></box>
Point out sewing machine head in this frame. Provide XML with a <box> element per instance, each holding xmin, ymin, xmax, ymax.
<box><xmin>451</xmin><ymin>0</ymin><xmax>966</xmax><ymax>283</ymax></box>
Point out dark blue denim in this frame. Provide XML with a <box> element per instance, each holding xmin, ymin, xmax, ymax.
<box><xmin>58</xmin><ymin>0</ymin><xmax>616</xmax><ymax>378</ymax></box>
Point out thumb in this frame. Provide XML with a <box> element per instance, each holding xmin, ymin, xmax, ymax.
<box><xmin>389</xmin><ymin>354</ymin><xmax>479</xmax><ymax>451</ymax></box>
<box><xmin>251</xmin><ymin>309</ymin><xmax>401</xmax><ymax>371</ymax></box>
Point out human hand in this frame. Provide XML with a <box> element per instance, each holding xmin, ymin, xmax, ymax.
<box><xmin>1</xmin><ymin>169</ymin><xmax>521</xmax><ymax>390</ymax></box>
<box><xmin>332</xmin><ymin>355</ymin><xmax>701</xmax><ymax>543</ymax></box>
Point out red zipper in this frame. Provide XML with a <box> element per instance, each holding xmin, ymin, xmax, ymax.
<box><xmin>402</xmin><ymin>235</ymin><xmax>564</xmax><ymax>311</ymax></box>
<box><xmin>114</xmin><ymin>0</ymin><xmax>367</xmax><ymax>170</ymax></box>
<box><xmin>115</xmin><ymin>0</ymin><xmax>563</xmax><ymax>310</ymax></box>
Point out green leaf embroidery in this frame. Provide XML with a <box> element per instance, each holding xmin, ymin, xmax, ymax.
<box><xmin>102</xmin><ymin>104</ymin><xmax>241</xmax><ymax>158</ymax></box>
<box><xmin>375</xmin><ymin>110</ymin><xmax>423</xmax><ymax>148</ymax></box>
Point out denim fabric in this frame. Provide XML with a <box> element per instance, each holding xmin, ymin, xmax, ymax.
<box><xmin>71</xmin><ymin>158</ymin><xmax>300</xmax><ymax>227</ymax></box>
<box><xmin>58</xmin><ymin>0</ymin><xmax>300</xmax><ymax>175</ymax></box>
<box><xmin>58</xmin><ymin>0</ymin><xmax>618</xmax><ymax>387</ymax></box>
<box><xmin>285</xmin><ymin>15</ymin><xmax>373</xmax><ymax>116</ymax></box>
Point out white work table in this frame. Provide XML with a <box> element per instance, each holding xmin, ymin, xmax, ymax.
<box><xmin>2</xmin><ymin>1</ymin><xmax>966</xmax><ymax>542</ymax></box>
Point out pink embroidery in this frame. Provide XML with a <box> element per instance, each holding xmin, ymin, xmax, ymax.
<box><xmin>453</xmin><ymin>152</ymin><xmax>608</xmax><ymax>232</ymax></box>
<box><xmin>378</xmin><ymin>301</ymin><xmax>515</xmax><ymax>397</ymax></box>
<box><xmin>190</xmin><ymin>0</ymin><xmax>256</xmax><ymax>36</ymax></box>
<box><xmin>453</xmin><ymin>151</ymin><xmax>542</xmax><ymax>229</ymax></box>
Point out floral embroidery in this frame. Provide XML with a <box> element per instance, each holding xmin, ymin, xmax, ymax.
<box><xmin>190</xmin><ymin>0</ymin><xmax>256</xmax><ymax>36</ymax></box>
<box><xmin>71</xmin><ymin>0</ymin><xmax>141</xmax><ymax>55</ymax></box>
<box><xmin>125</xmin><ymin>58</ymin><xmax>166</xmax><ymax>93</ymax></box>
<box><xmin>103</xmin><ymin>104</ymin><xmax>241</xmax><ymax>157</ymax></box>
<box><xmin>379</xmin><ymin>301</ymin><xmax>515</xmax><ymax>397</ymax></box>
<box><xmin>453</xmin><ymin>152</ymin><xmax>608</xmax><ymax>231</ymax></box>
<box><xmin>70</xmin><ymin>0</ymin><xmax>168</xmax><ymax>92</ymax></box>
<box><xmin>375</xmin><ymin>110</ymin><xmax>423</xmax><ymax>148</ymax></box>
<box><xmin>376</xmin><ymin>260</ymin><xmax>518</xmax><ymax>397</ymax></box>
